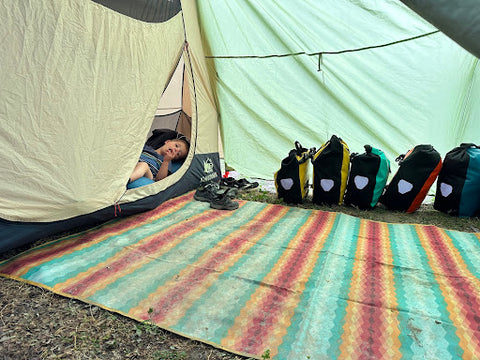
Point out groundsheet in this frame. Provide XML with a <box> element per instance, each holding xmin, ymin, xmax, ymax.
<box><xmin>1</xmin><ymin>191</ymin><xmax>480</xmax><ymax>359</ymax></box>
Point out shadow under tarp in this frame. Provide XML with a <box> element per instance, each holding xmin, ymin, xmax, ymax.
<box><xmin>1</xmin><ymin>191</ymin><xmax>480</xmax><ymax>359</ymax></box>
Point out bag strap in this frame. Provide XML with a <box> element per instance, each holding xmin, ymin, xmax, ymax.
<box><xmin>460</xmin><ymin>143</ymin><xmax>480</xmax><ymax>149</ymax></box>
<box><xmin>294</xmin><ymin>141</ymin><xmax>305</xmax><ymax>153</ymax></box>
<box><xmin>395</xmin><ymin>153</ymin><xmax>406</xmax><ymax>163</ymax></box>
<box><xmin>292</xmin><ymin>141</ymin><xmax>317</xmax><ymax>163</ymax></box>
<box><xmin>350</xmin><ymin>144</ymin><xmax>373</xmax><ymax>161</ymax></box>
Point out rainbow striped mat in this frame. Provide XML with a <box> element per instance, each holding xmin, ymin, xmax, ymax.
<box><xmin>2</xmin><ymin>191</ymin><xmax>480</xmax><ymax>359</ymax></box>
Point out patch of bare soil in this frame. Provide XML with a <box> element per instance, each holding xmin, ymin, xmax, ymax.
<box><xmin>0</xmin><ymin>276</ymin><xmax>251</xmax><ymax>360</ymax></box>
<box><xmin>1</xmin><ymin>191</ymin><xmax>479</xmax><ymax>359</ymax></box>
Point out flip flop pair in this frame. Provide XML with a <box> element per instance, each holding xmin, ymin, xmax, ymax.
<box><xmin>221</xmin><ymin>177</ymin><xmax>259</xmax><ymax>190</ymax></box>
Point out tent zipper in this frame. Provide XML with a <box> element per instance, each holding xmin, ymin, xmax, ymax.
<box><xmin>113</xmin><ymin>189</ymin><xmax>128</xmax><ymax>217</ymax></box>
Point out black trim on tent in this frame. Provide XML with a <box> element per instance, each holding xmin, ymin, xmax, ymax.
<box><xmin>92</xmin><ymin>0</ymin><xmax>181</xmax><ymax>23</ymax></box>
<box><xmin>0</xmin><ymin>154</ymin><xmax>221</xmax><ymax>254</ymax></box>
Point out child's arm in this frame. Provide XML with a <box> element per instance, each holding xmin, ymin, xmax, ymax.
<box><xmin>155</xmin><ymin>159</ymin><xmax>170</xmax><ymax>181</ymax></box>
<box><xmin>155</xmin><ymin>150</ymin><xmax>176</xmax><ymax>181</ymax></box>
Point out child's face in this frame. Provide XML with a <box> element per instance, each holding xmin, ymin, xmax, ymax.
<box><xmin>162</xmin><ymin>139</ymin><xmax>188</xmax><ymax>160</ymax></box>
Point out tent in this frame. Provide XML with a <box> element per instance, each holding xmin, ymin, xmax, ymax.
<box><xmin>0</xmin><ymin>0</ymin><xmax>220</xmax><ymax>253</ymax></box>
<box><xmin>197</xmin><ymin>0</ymin><xmax>480</xmax><ymax>179</ymax></box>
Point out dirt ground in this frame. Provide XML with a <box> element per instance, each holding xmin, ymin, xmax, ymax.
<box><xmin>0</xmin><ymin>276</ymin><xmax>251</xmax><ymax>360</ymax></box>
<box><xmin>1</xmin><ymin>190</ymin><xmax>479</xmax><ymax>360</ymax></box>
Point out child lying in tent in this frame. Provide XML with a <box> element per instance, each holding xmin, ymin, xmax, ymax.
<box><xmin>127</xmin><ymin>129</ymin><xmax>190</xmax><ymax>188</ymax></box>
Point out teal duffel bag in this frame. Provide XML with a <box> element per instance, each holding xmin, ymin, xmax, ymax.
<box><xmin>434</xmin><ymin>143</ymin><xmax>480</xmax><ymax>217</ymax></box>
<box><xmin>344</xmin><ymin>145</ymin><xmax>390</xmax><ymax>210</ymax></box>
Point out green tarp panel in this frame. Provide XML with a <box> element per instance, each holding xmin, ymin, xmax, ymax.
<box><xmin>198</xmin><ymin>0</ymin><xmax>480</xmax><ymax>179</ymax></box>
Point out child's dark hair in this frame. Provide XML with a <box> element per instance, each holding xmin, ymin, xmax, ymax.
<box><xmin>175</xmin><ymin>133</ymin><xmax>190</xmax><ymax>149</ymax></box>
<box><xmin>146</xmin><ymin>128</ymin><xmax>190</xmax><ymax>150</ymax></box>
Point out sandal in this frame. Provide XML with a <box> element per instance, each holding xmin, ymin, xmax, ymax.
<box><xmin>237</xmin><ymin>179</ymin><xmax>258</xmax><ymax>190</ymax></box>
<box><xmin>234</xmin><ymin>178</ymin><xmax>259</xmax><ymax>190</ymax></box>
<box><xmin>220</xmin><ymin>177</ymin><xmax>259</xmax><ymax>190</ymax></box>
<box><xmin>220</xmin><ymin>177</ymin><xmax>237</xmax><ymax>188</ymax></box>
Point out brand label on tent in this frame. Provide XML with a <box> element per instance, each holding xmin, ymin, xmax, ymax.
<box><xmin>200</xmin><ymin>158</ymin><xmax>217</xmax><ymax>183</ymax></box>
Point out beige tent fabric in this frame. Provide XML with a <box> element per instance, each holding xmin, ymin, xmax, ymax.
<box><xmin>0</xmin><ymin>0</ymin><xmax>190</xmax><ymax>221</ymax></box>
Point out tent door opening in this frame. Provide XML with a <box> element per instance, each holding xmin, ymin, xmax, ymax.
<box><xmin>149</xmin><ymin>54</ymin><xmax>192</xmax><ymax>140</ymax></box>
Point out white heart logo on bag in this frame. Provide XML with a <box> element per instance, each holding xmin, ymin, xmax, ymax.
<box><xmin>397</xmin><ymin>179</ymin><xmax>413</xmax><ymax>194</ymax></box>
<box><xmin>320</xmin><ymin>179</ymin><xmax>334</xmax><ymax>192</ymax></box>
<box><xmin>354</xmin><ymin>175</ymin><xmax>369</xmax><ymax>190</ymax></box>
<box><xmin>440</xmin><ymin>182</ymin><xmax>453</xmax><ymax>197</ymax></box>
<box><xmin>280</xmin><ymin>178</ymin><xmax>294</xmax><ymax>190</ymax></box>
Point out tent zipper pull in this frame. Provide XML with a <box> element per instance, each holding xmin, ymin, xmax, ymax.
<box><xmin>114</xmin><ymin>203</ymin><xmax>122</xmax><ymax>217</ymax></box>
<box><xmin>114</xmin><ymin>189</ymin><xmax>127</xmax><ymax>217</ymax></box>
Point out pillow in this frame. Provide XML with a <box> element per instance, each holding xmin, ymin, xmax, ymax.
<box><xmin>169</xmin><ymin>160</ymin><xmax>183</xmax><ymax>173</ymax></box>
<box><xmin>127</xmin><ymin>177</ymin><xmax>155</xmax><ymax>189</ymax></box>
<box><xmin>127</xmin><ymin>158</ymin><xmax>184</xmax><ymax>189</ymax></box>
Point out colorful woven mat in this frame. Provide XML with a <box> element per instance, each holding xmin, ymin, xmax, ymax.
<box><xmin>1</xmin><ymin>191</ymin><xmax>480</xmax><ymax>359</ymax></box>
